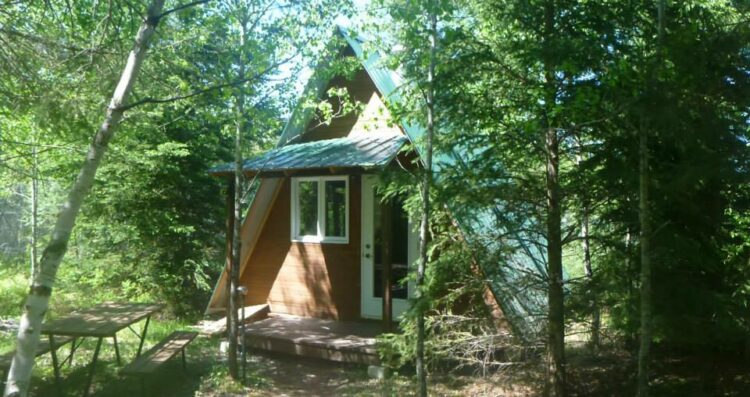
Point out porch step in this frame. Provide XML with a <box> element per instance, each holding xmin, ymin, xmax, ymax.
<box><xmin>243</xmin><ymin>314</ymin><xmax>381</xmax><ymax>365</ymax></box>
<box><xmin>195</xmin><ymin>304</ymin><xmax>269</xmax><ymax>336</ymax></box>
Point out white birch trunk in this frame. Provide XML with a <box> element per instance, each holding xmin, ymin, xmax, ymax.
<box><xmin>416</xmin><ymin>8</ymin><xmax>437</xmax><ymax>397</ymax></box>
<box><xmin>3</xmin><ymin>2</ymin><xmax>165</xmax><ymax>395</ymax></box>
<box><xmin>227</xmin><ymin>13</ymin><xmax>248</xmax><ymax>379</ymax></box>
<box><xmin>29</xmin><ymin>145</ymin><xmax>38</xmax><ymax>283</ymax></box>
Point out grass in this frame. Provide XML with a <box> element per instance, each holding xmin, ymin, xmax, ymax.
<box><xmin>0</xmin><ymin>270</ymin><xmax>28</xmax><ymax>318</ymax></box>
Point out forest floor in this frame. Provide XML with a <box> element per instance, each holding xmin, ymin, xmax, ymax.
<box><xmin>2</xmin><ymin>322</ymin><xmax>537</xmax><ymax>397</ymax></box>
<box><xmin>2</xmin><ymin>316</ymin><xmax>750</xmax><ymax>396</ymax></box>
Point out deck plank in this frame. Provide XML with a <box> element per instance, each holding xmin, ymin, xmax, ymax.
<box><xmin>196</xmin><ymin>304</ymin><xmax>269</xmax><ymax>336</ymax></box>
<box><xmin>243</xmin><ymin>314</ymin><xmax>382</xmax><ymax>365</ymax></box>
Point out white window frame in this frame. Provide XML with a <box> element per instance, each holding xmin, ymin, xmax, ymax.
<box><xmin>290</xmin><ymin>175</ymin><xmax>349</xmax><ymax>244</ymax></box>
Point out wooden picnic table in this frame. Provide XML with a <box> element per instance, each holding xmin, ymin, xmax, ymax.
<box><xmin>41</xmin><ymin>302</ymin><xmax>164</xmax><ymax>397</ymax></box>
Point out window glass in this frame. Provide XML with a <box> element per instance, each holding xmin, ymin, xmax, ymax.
<box><xmin>324</xmin><ymin>180</ymin><xmax>347</xmax><ymax>237</ymax></box>
<box><xmin>297</xmin><ymin>181</ymin><xmax>318</xmax><ymax>236</ymax></box>
<box><xmin>373</xmin><ymin>194</ymin><xmax>408</xmax><ymax>299</ymax></box>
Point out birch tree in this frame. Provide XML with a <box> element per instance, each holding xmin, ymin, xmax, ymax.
<box><xmin>3</xmin><ymin>1</ymin><xmax>167</xmax><ymax>395</ymax></box>
<box><xmin>28</xmin><ymin>144</ymin><xmax>38</xmax><ymax>283</ymax></box>
<box><xmin>414</xmin><ymin>5</ymin><xmax>438</xmax><ymax>396</ymax></box>
<box><xmin>209</xmin><ymin>0</ymin><xmax>351</xmax><ymax>378</ymax></box>
<box><xmin>227</xmin><ymin>3</ymin><xmax>250</xmax><ymax>380</ymax></box>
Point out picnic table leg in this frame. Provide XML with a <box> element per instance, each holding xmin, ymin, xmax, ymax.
<box><xmin>83</xmin><ymin>337</ymin><xmax>103</xmax><ymax>397</ymax></box>
<box><xmin>113</xmin><ymin>333</ymin><xmax>121</xmax><ymax>366</ymax></box>
<box><xmin>69</xmin><ymin>337</ymin><xmax>77</xmax><ymax>366</ymax></box>
<box><xmin>181</xmin><ymin>348</ymin><xmax>187</xmax><ymax>371</ymax></box>
<box><xmin>136</xmin><ymin>316</ymin><xmax>151</xmax><ymax>357</ymax></box>
<box><xmin>49</xmin><ymin>335</ymin><xmax>62</xmax><ymax>389</ymax></box>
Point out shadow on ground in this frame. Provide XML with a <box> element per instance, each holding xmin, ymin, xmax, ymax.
<box><xmin>24</xmin><ymin>334</ymin><xmax>538</xmax><ymax>397</ymax></box>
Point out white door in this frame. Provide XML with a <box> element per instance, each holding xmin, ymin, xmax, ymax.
<box><xmin>361</xmin><ymin>175</ymin><xmax>417</xmax><ymax>320</ymax></box>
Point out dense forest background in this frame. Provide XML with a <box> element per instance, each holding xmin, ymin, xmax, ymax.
<box><xmin>371</xmin><ymin>2</ymin><xmax>750</xmax><ymax>396</ymax></box>
<box><xmin>1</xmin><ymin>0</ymin><xmax>750</xmax><ymax>396</ymax></box>
<box><xmin>0</xmin><ymin>0</ymin><xmax>335</xmax><ymax>317</ymax></box>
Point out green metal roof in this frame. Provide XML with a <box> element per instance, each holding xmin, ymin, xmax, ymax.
<box><xmin>210</xmin><ymin>134</ymin><xmax>407</xmax><ymax>175</ymax></box>
<box><xmin>333</xmin><ymin>26</ymin><xmax>549</xmax><ymax>341</ymax></box>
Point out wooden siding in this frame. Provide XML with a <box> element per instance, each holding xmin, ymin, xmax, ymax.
<box><xmin>240</xmin><ymin>176</ymin><xmax>362</xmax><ymax>320</ymax></box>
<box><xmin>208</xmin><ymin>178</ymin><xmax>282</xmax><ymax>311</ymax></box>
<box><xmin>301</xmin><ymin>69</ymin><xmax>402</xmax><ymax>143</ymax></box>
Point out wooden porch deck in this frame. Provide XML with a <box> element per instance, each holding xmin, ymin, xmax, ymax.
<box><xmin>243</xmin><ymin>314</ymin><xmax>383</xmax><ymax>365</ymax></box>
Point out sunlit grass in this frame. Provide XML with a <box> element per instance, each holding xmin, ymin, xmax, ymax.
<box><xmin>0</xmin><ymin>269</ymin><xmax>28</xmax><ymax>319</ymax></box>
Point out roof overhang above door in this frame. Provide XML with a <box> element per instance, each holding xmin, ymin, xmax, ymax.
<box><xmin>209</xmin><ymin>133</ymin><xmax>408</xmax><ymax>177</ymax></box>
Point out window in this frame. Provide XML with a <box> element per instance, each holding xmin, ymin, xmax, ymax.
<box><xmin>291</xmin><ymin>176</ymin><xmax>349</xmax><ymax>243</ymax></box>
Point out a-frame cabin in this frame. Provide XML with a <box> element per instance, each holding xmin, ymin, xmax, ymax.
<box><xmin>205</xmin><ymin>27</ymin><xmax>543</xmax><ymax>363</ymax></box>
<box><xmin>205</xmin><ymin>29</ymin><xmax>424</xmax><ymax>362</ymax></box>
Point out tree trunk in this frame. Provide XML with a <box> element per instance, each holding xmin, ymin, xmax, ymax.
<box><xmin>624</xmin><ymin>228</ymin><xmax>637</xmax><ymax>349</ymax></box>
<box><xmin>29</xmin><ymin>145</ymin><xmax>38</xmax><ymax>283</ymax></box>
<box><xmin>637</xmin><ymin>2</ymin><xmax>664</xmax><ymax>395</ymax></box>
<box><xmin>543</xmin><ymin>1</ymin><xmax>566</xmax><ymax>396</ymax></box>
<box><xmin>636</xmin><ymin>120</ymin><xmax>652</xmax><ymax>397</ymax></box>
<box><xmin>575</xmin><ymin>152</ymin><xmax>598</xmax><ymax>352</ymax></box>
<box><xmin>545</xmin><ymin>126</ymin><xmax>565</xmax><ymax>397</ymax></box>
<box><xmin>3</xmin><ymin>2</ymin><xmax>165</xmax><ymax>396</ymax></box>
<box><xmin>416</xmin><ymin>8</ymin><xmax>437</xmax><ymax>397</ymax></box>
<box><xmin>224</xmin><ymin>177</ymin><xmax>238</xmax><ymax>377</ymax></box>
<box><xmin>581</xmin><ymin>205</ymin><xmax>599</xmax><ymax>351</ymax></box>
<box><xmin>227</xmin><ymin>13</ymin><xmax>249</xmax><ymax>380</ymax></box>
<box><xmin>381</xmin><ymin>200</ymin><xmax>393</xmax><ymax>332</ymax></box>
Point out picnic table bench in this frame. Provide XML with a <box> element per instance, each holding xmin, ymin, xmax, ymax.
<box><xmin>0</xmin><ymin>336</ymin><xmax>74</xmax><ymax>386</ymax></box>
<box><xmin>122</xmin><ymin>331</ymin><xmax>197</xmax><ymax>375</ymax></box>
<box><xmin>121</xmin><ymin>331</ymin><xmax>197</xmax><ymax>395</ymax></box>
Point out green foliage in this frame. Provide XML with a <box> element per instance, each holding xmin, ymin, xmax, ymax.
<box><xmin>572</xmin><ymin>0</ymin><xmax>750</xmax><ymax>353</ymax></box>
<box><xmin>371</xmin><ymin>0</ymin><xmax>750</xmax><ymax>382</ymax></box>
<box><xmin>375</xmin><ymin>168</ymin><xmax>507</xmax><ymax>370</ymax></box>
<box><xmin>74</xmin><ymin>101</ymin><xmax>231</xmax><ymax>316</ymax></box>
<box><xmin>0</xmin><ymin>0</ymin><xmax>353</xmax><ymax>318</ymax></box>
<box><xmin>0</xmin><ymin>266</ymin><xmax>28</xmax><ymax>318</ymax></box>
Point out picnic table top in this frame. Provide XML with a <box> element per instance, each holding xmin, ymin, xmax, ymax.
<box><xmin>41</xmin><ymin>302</ymin><xmax>164</xmax><ymax>338</ymax></box>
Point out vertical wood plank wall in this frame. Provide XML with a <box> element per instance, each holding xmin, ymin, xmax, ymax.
<box><xmin>240</xmin><ymin>176</ymin><xmax>362</xmax><ymax>320</ymax></box>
